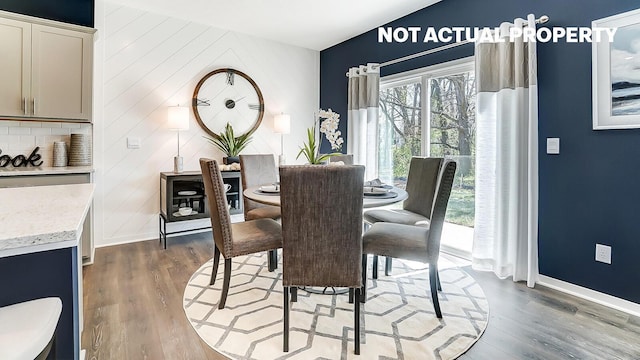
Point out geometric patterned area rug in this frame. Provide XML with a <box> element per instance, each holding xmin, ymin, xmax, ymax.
<box><xmin>183</xmin><ymin>253</ymin><xmax>489</xmax><ymax>360</ymax></box>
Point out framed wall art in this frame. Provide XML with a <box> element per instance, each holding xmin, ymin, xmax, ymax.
<box><xmin>593</xmin><ymin>8</ymin><xmax>640</xmax><ymax>130</ymax></box>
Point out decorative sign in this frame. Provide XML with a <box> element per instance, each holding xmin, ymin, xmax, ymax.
<box><xmin>0</xmin><ymin>147</ymin><xmax>43</xmax><ymax>167</ymax></box>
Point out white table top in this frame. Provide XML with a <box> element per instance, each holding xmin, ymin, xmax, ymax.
<box><xmin>243</xmin><ymin>185</ymin><xmax>408</xmax><ymax>208</ymax></box>
<box><xmin>0</xmin><ymin>183</ymin><xmax>95</xmax><ymax>258</ymax></box>
<box><xmin>0</xmin><ymin>166</ymin><xmax>93</xmax><ymax>177</ymax></box>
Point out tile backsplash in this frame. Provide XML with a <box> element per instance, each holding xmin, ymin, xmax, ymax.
<box><xmin>0</xmin><ymin>121</ymin><xmax>92</xmax><ymax>167</ymax></box>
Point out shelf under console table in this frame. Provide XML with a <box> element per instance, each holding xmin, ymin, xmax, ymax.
<box><xmin>159</xmin><ymin>170</ymin><xmax>243</xmax><ymax>248</ymax></box>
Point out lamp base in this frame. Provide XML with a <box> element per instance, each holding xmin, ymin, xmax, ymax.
<box><xmin>174</xmin><ymin>156</ymin><xmax>184</xmax><ymax>173</ymax></box>
<box><xmin>278</xmin><ymin>154</ymin><xmax>286</xmax><ymax>166</ymax></box>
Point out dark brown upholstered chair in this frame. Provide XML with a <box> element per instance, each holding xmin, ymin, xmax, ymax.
<box><xmin>329</xmin><ymin>154</ymin><xmax>354</xmax><ymax>165</ymax></box>
<box><xmin>279</xmin><ymin>165</ymin><xmax>365</xmax><ymax>355</ymax></box>
<box><xmin>362</xmin><ymin>160</ymin><xmax>456</xmax><ymax>318</ymax></box>
<box><xmin>200</xmin><ymin>158</ymin><xmax>283</xmax><ymax>309</ymax></box>
<box><xmin>240</xmin><ymin>154</ymin><xmax>282</xmax><ymax>271</ymax></box>
<box><xmin>364</xmin><ymin>157</ymin><xmax>444</xmax><ymax>277</ymax></box>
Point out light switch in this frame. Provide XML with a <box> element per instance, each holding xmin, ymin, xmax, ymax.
<box><xmin>127</xmin><ymin>137</ymin><xmax>141</xmax><ymax>149</ymax></box>
<box><xmin>546</xmin><ymin>138</ymin><xmax>560</xmax><ymax>154</ymax></box>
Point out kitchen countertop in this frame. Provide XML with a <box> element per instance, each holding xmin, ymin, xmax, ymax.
<box><xmin>0</xmin><ymin>183</ymin><xmax>95</xmax><ymax>258</ymax></box>
<box><xmin>0</xmin><ymin>166</ymin><xmax>93</xmax><ymax>177</ymax></box>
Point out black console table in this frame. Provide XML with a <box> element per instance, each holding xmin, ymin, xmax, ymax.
<box><xmin>159</xmin><ymin>170</ymin><xmax>242</xmax><ymax>248</ymax></box>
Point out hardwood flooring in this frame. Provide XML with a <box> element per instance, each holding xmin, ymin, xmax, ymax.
<box><xmin>82</xmin><ymin>233</ymin><xmax>640</xmax><ymax>359</ymax></box>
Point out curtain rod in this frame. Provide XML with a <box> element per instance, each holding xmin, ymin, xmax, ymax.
<box><xmin>346</xmin><ymin>15</ymin><xmax>549</xmax><ymax>77</ymax></box>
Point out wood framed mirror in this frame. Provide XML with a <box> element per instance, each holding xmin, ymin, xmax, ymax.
<box><xmin>192</xmin><ymin>68</ymin><xmax>264</xmax><ymax>139</ymax></box>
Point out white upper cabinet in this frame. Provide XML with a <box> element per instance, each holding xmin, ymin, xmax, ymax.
<box><xmin>0</xmin><ymin>15</ymin><xmax>93</xmax><ymax>121</ymax></box>
<box><xmin>0</xmin><ymin>17</ymin><xmax>30</xmax><ymax>117</ymax></box>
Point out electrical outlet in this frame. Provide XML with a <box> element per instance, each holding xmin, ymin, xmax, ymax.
<box><xmin>595</xmin><ymin>244</ymin><xmax>612</xmax><ymax>264</ymax></box>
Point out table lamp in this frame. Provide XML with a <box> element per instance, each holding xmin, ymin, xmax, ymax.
<box><xmin>274</xmin><ymin>113</ymin><xmax>291</xmax><ymax>166</ymax></box>
<box><xmin>168</xmin><ymin>105</ymin><xmax>190</xmax><ymax>173</ymax></box>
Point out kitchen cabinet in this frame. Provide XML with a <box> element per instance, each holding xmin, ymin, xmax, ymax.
<box><xmin>0</xmin><ymin>13</ymin><xmax>93</xmax><ymax>121</ymax></box>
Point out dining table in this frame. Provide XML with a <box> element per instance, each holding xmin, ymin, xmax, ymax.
<box><xmin>243</xmin><ymin>184</ymin><xmax>408</xmax><ymax>295</ymax></box>
<box><xmin>243</xmin><ymin>185</ymin><xmax>408</xmax><ymax>208</ymax></box>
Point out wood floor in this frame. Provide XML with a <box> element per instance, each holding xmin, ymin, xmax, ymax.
<box><xmin>82</xmin><ymin>232</ymin><xmax>640</xmax><ymax>359</ymax></box>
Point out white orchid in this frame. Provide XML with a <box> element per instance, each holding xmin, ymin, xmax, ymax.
<box><xmin>318</xmin><ymin>108</ymin><xmax>343</xmax><ymax>151</ymax></box>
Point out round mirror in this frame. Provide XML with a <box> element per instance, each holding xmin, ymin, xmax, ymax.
<box><xmin>192</xmin><ymin>68</ymin><xmax>264</xmax><ymax>139</ymax></box>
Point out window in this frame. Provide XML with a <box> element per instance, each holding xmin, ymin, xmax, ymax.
<box><xmin>378</xmin><ymin>58</ymin><xmax>476</xmax><ymax>255</ymax></box>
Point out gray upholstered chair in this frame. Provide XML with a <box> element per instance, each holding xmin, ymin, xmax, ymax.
<box><xmin>364</xmin><ymin>157</ymin><xmax>444</xmax><ymax>277</ymax></box>
<box><xmin>279</xmin><ymin>165</ymin><xmax>365</xmax><ymax>355</ymax></box>
<box><xmin>329</xmin><ymin>154</ymin><xmax>354</xmax><ymax>165</ymax></box>
<box><xmin>200</xmin><ymin>158</ymin><xmax>283</xmax><ymax>309</ymax></box>
<box><xmin>239</xmin><ymin>154</ymin><xmax>282</xmax><ymax>271</ymax></box>
<box><xmin>362</xmin><ymin>160</ymin><xmax>456</xmax><ymax>318</ymax></box>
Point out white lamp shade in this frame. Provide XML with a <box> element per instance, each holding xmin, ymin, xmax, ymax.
<box><xmin>167</xmin><ymin>106</ymin><xmax>190</xmax><ymax>130</ymax></box>
<box><xmin>274</xmin><ymin>113</ymin><xmax>291</xmax><ymax>134</ymax></box>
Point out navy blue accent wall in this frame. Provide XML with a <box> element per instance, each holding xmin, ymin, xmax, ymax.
<box><xmin>321</xmin><ymin>0</ymin><xmax>640</xmax><ymax>303</ymax></box>
<box><xmin>0</xmin><ymin>0</ymin><xmax>94</xmax><ymax>27</ymax></box>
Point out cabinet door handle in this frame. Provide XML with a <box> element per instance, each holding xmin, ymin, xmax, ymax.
<box><xmin>23</xmin><ymin>98</ymin><xmax>27</xmax><ymax>115</ymax></box>
<box><xmin>32</xmin><ymin>98</ymin><xmax>36</xmax><ymax>115</ymax></box>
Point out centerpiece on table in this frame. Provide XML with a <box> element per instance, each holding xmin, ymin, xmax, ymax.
<box><xmin>204</xmin><ymin>123</ymin><xmax>252</xmax><ymax>165</ymax></box>
<box><xmin>297</xmin><ymin>109</ymin><xmax>344</xmax><ymax>164</ymax></box>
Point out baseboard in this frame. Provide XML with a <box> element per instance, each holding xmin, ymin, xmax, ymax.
<box><xmin>537</xmin><ymin>275</ymin><xmax>640</xmax><ymax>318</ymax></box>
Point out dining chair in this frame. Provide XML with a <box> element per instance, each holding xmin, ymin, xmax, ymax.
<box><xmin>239</xmin><ymin>154</ymin><xmax>282</xmax><ymax>271</ymax></box>
<box><xmin>364</xmin><ymin>157</ymin><xmax>443</xmax><ymax>277</ymax></box>
<box><xmin>361</xmin><ymin>160</ymin><xmax>456</xmax><ymax>318</ymax></box>
<box><xmin>279</xmin><ymin>164</ymin><xmax>365</xmax><ymax>355</ymax></box>
<box><xmin>0</xmin><ymin>297</ymin><xmax>62</xmax><ymax>360</ymax></box>
<box><xmin>329</xmin><ymin>154</ymin><xmax>354</xmax><ymax>165</ymax></box>
<box><xmin>200</xmin><ymin>158</ymin><xmax>283</xmax><ymax>309</ymax></box>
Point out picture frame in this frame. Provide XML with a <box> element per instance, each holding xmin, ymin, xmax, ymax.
<box><xmin>592</xmin><ymin>8</ymin><xmax>640</xmax><ymax>130</ymax></box>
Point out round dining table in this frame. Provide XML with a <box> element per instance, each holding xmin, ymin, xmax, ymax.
<box><xmin>243</xmin><ymin>185</ymin><xmax>408</xmax><ymax>208</ymax></box>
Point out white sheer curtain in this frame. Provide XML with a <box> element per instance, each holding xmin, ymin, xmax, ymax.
<box><xmin>472</xmin><ymin>15</ymin><xmax>539</xmax><ymax>287</ymax></box>
<box><xmin>347</xmin><ymin>63</ymin><xmax>379</xmax><ymax>180</ymax></box>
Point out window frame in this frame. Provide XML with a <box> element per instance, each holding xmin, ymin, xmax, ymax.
<box><xmin>380</xmin><ymin>56</ymin><xmax>475</xmax><ymax>157</ymax></box>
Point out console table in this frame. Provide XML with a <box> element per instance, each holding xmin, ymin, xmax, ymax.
<box><xmin>159</xmin><ymin>171</ymin><xmax>242</xmax><ymax>248</ymax></box>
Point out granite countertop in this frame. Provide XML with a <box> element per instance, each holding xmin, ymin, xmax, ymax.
<box><xmin>0</xmin><ymin>183</ymin><xmax>95</xmax><ymax>257</ymax></box>
<box><xmin>0</xmin><ymin>166</ymin><xmax>94</xmax><ymax>177</ymax></box>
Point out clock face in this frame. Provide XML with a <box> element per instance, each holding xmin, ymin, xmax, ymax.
<box><xmin>192</xmin><ymin>68</ymin><xmax>264</xmax><ymax>139</ymax></box>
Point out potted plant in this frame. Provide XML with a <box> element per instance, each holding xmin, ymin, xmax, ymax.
<box><xmin>297</xmin><ymin>109</ymin><xmax>344</xmax><ymax>164</ymax></box>
<box><xmin>205</xmin><ymin>123</ymin><xmax>253</xmax><ymax>164</ymax></box>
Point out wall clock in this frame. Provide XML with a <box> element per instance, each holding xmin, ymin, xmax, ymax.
<box><xmin>192</xmin><ymin>68</ymin><xmax>264</xmax><ymax>139</ymax></box>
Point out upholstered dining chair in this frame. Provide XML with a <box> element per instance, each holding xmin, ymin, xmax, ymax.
<box><xmin>200</xmin><ymin>158</ymin><xmax>283</xmax><ymax>309</ymax></box>
<box><xmin>239</xmin><ymin>154</ymin><xmax>282</xmax><ymax>271</ymax></box>
<box><xmin>279</xmin><ymin>165</ymin><xmax>365</xmax><ymax>355</ymax></box>
<box><xmin>329</xmin><ymin>154</ymin><xmax>354</xmax><ymax>165</ymax></box>
<box><xmin>364</xmin><ymin>157</ymin><xmax>444</xmax><ymax>278</ymax></box>
<box><xmin>361</xmin><ymin>160</ymin><xmax>456</xmax><ymax>318</ymax></box>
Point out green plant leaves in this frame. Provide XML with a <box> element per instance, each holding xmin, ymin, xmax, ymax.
<box><xmin>204</xmin><ymin>123</ymin><xmax>253</xmax><ymax>157</ymax></box>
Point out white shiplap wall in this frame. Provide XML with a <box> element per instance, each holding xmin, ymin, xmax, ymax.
<box><xmin>94</xmin><ymin>1</ymin><xmax>319</xmax><ymax>246</ymax></box>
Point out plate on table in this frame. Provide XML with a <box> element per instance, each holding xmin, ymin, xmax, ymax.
<box><xmin>363</xmin><ymin>187</ymin><xmax>390</xmax><ymax>196</ymax></box>
<box><xmin>177</xmin><ymin>190</ymin><xmax>197</xmax><ymax>196</ymax></box>
<box><xmin>259</xmin><ymin>185</ymin><xmax>280</xmax><ymax>193</ymax></box>
<box><xmin>173</xmin><ymin>210</ymin><xmax>199</xmax><ymax>217</ymax></box>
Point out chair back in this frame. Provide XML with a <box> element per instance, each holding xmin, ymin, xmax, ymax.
<box><xmin>330</xmin><ymin>154</ymin><xmax>354</xmax><ymax>165</ymax></box>
<box><xmin>240</xmin><ymin>154</ymin><xmax>279</xmax><ymax>217</ymax></box>
<box><xmin>425</xmin><ymin>160</ymin><xmax>457</xmax><ymax>262</ymax></box>
<box><xmin>200</xmin><ymin>158</ymin><xmax>233</xmax><ymax>256</ymax></box>
<box><xmin>403</xmin><ymin>157</ymin><xmax>444</xmax><ymax>219</ymax></box>
<box><xmin>279</xmin><ymin>165</ymin><xmax>365</xmax><ymax>288</ymax></box>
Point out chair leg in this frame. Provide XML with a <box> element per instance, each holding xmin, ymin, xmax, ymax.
<box><xmin>290</xmin><ymin>287</ymin><xmax>297</xmax><ymax>302</ymax></box>
<box><xmin>210</xmin><ymin>245</ymin><xmax>221</xmax><ymax>286</ymax></box>
<box><xmin>354</xmin><ymin>287</ymin><xmax>361</xmax><ymax>355</ymax></box>
<box><xmin>436</xmin><ymin>269</ymin><xmax>442</xmax><ymax>291</ymax></box>
<box><xmin>218</xmin><ymin>258</ymin><xmax>232</xmax><ymax>309</ymax></box>
<box><xmin>385</xmin><ymin>257</ymin><xmax>393</xmax><ymax>276</ymax></box>
<box><xmin>268</xmin><ymin>249</ymin><xmax>278</xmax><ymax>272</ymax></box>
<box><xmin>348</xmin><ymin>288</ymin><xmax>354</xmax><ymax>303</ymax></box>
<box><xmin>360</xmin><ymin>254</ymin><xmax>367</xmax><ymax>303</ymax></box>
<box><xmin>283</xmin><ymin>286</ymin><xmax>290</xmax><ymax>352</ymax></box>
<box><xmin>429</xmin><ymin>265</ymin><xmax>442</xmax><ymax>318</ymax></box>
<box><xmin>372</xmin><ymin>255</ymin><xmax>378</xmax><ymax>279</ymax></box>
